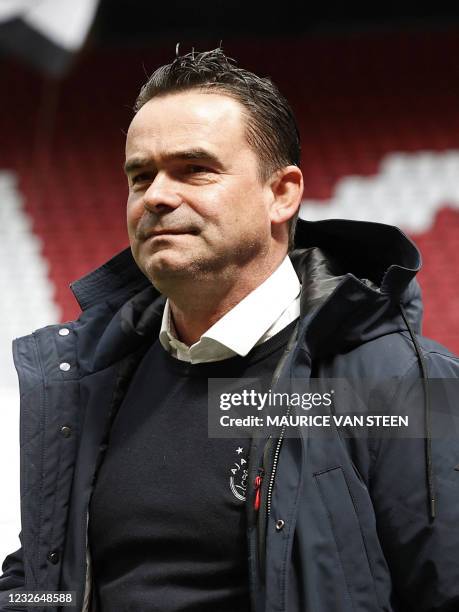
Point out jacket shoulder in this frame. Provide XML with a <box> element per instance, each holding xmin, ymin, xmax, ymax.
<box><xmin>418</xmin><ymin>334</ymin><xmax>459</xmax><ymax>359</ymax></box>
<box><xmin>319</xmin><ymin>330</ymin><xmax>459</xmax><ymax>379</ymax></box>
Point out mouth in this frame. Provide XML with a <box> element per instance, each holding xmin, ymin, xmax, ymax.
<box><xmin>140</xmin><ymin>228</ymin><xmax>200</xmax><ymax>246</ymax></box>
<box><xmin>145</xmin><ymin>229</ymin><xmax>192</xmax><ymax>238</ymax></box>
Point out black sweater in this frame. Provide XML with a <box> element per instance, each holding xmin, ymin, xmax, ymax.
<box><xmin>88</xmin><ymin>322</ymin><xmax>294</xmax><ymax>611</ymax></box>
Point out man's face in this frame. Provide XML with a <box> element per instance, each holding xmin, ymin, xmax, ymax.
<box><xmin>125</xmin><ymin>90</ymin><xmax>275</xmax><ymax>288</ymax></box>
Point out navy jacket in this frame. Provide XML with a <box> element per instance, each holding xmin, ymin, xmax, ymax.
<box><xmin>1</xmin><ymin>218</ymin><xmax>459</xmax><ymax>612</ymax></box>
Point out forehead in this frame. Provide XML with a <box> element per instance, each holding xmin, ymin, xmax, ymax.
<box><xmin>126</xmin><ymin>90</ymin><xmax>249</xmax><ymax>159</ymax></box>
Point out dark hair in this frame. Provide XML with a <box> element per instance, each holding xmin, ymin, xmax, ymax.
<box><xmin>134</xmin><ymin>48</ymin><xmax>301</xmax><ymax>246</ymax></box>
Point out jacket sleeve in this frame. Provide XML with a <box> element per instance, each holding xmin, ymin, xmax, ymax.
<box><xmin>369</xmin><ymin>352</ymin><xmax>459</xmax><ymax>612</ymax></box>
<box><xmin>0</xmin><ymin>542</ymin><xmax>26</xmax><ymax>611</ymax></box>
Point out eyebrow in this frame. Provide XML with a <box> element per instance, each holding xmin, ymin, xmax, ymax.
<box><xmin>124</xmin><ymin>148</ymin><xmax>224</xmax><ymax>175</ymax></box>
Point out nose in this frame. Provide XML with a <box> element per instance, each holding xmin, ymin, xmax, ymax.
<box><xmin>142</xmin><ymin>172</ymin><xmax>182</xmax><ymax>214</ymax></box>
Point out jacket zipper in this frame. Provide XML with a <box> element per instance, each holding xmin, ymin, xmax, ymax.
<box><xmin>253</xmin><ymin>401</ymin><xmax>292</xmax><ymax>583</ymax></box>
<box><xmin>262</xmin><ymin>321</ymin><xmax>299</xmax><ymax>518</ymax></box>
<box><xmin>266</xmin><ymin>404</ymin><xmax>291</xmax><ymax>517</ymax></box>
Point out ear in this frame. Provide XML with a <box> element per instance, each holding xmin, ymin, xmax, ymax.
<box><xmin>268</xmin><ymin>165</ymin><xmax>303</xmax><ymax>226</ymax></box>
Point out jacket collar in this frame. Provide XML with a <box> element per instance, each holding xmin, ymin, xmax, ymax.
<box><xmin>70</xmin><ymin>247</ymin><xmax>151</xmax><ymax>312</ymax></box>
<box><xmin>290</xmin><ymin>219</ymin><xmax>422</xmax><ymax>357</ymax></box>
<box><xmin>293</xmin><ymin>218</ymin><xmax>421</xmax><ymax>298</ymax></box>
<box><xmin>71</xmin><ymin>219</ymin><xmax>423</xmax><ymax>369</ymax></box>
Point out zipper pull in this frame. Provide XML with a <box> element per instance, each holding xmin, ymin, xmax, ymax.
<box><xmin>254</xmin><ymin>469</ymin><xmax>264</xmax><ymax>511</ymax></box>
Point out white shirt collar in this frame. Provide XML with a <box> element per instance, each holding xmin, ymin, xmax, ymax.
<box><xmin>159</xmin><ymin>256</ymin><xmax>301</xmax><ymax>363</ymax></box>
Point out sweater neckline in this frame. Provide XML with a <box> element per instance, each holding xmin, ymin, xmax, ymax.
<box><xmin>157</xmin><ymin>319</ymin><xmax>298</xmax><ymax>377</ymax></box>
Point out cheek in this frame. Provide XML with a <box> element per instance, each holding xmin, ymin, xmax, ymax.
<box><xmin>126</xmin><ymin>196</ymin><xmax>143</xmax><ymax>235</ymax></box>
<box><xmin>231</xmin><ymin>184</ymin><xmax>270</xmax><ymax>226</ymax></box>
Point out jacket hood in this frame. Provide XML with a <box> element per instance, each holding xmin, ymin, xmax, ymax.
<box><xmin>290</xmin><ymin>218</ymin><xmax>422</xmax><ymax>357</ymax></box>
<box><xmin>70</xmin><ymin>218</ymin><xmax>423</xmax><ymax>367</ymax></box>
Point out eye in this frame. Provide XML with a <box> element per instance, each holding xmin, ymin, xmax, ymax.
<box><xmin>132</xmin><ymin>172</ymin><xmax>153</xmax><ymax>184</ymax></box>
<box><xmin>187</xmin><ymin>165</ymin><xmax>209</xmax><ymax>174</ymax></box>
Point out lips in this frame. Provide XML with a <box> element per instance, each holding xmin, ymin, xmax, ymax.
<box><xmin>148</xmin><ymin>228</ymin><xmax>193</xmax><ymax>237</ymax></box>
<box><xmin>136</xmin><ymin>221</ymin><xmax>199</xmax><ymax>241</ymax></box>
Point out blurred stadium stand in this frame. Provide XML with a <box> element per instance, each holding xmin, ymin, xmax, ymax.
<box><xmin>1</xmin><ymin>3</ymin><xmax>459</xmax><ymax>560</ymax></box>
<box><xmin>2</xmin><ymin>32</ymin><xmax>459</xmax><ymax>346</ymax></box>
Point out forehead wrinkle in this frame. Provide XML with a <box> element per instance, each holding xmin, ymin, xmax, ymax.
<box><xmin>124</xmin><ymin>147</ymin><xmax>224</xmax><ymax>175</ymax></box>
<box><xmin>125</xmin><ymin>92</ymin><xmax>254</xmax><ymax>174</ymax></box>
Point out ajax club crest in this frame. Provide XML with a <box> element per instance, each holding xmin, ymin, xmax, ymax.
<box><xmin>229</xmin><ymin>446</ymin><xmax>248</xmax><ymax>501</ymax></box>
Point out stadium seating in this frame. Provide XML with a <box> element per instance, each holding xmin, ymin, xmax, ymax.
<box><xmin>1</xmin><ymin>32</ymin><xmax>459</xmax><ymax>352</ymax></box>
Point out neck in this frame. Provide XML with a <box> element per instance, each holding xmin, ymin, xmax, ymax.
<box><xmin>167</xmin><ymin>255</ymin><xmax>285</xmax><ymax>346</ymax></box>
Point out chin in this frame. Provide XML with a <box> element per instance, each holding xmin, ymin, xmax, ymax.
<box><xmin>142</xmin><ymin>253</ymin><xmax>192</xmax><ymax>284</ymax></box>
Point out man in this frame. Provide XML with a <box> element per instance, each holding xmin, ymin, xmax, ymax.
<box><xmin>1</xmin><ymin>48</ymin><xmax>459</xmax><ymax>612</ymax></box>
